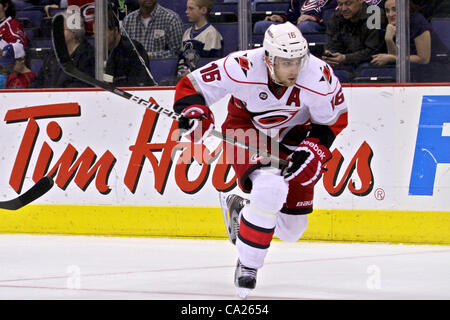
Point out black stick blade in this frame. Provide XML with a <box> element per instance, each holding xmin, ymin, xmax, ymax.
<box><xmin>52</xmin><ymin>14</ymin><xmax>71</xmax><ymax>68</ymax></box>
<box><xmin>0</xmin><ymin>177</ymin><xmax>54</xmax><ymax>211</ymax></box>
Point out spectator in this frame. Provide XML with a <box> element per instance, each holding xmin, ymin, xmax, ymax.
<box><xmin>371</xmin><ymin>0</ymin><xmax>449</xmax><ymax>82</ymax></box>
<box><xmin>0</xmin><ymin>42</ymin><xmax>35</xmax><ymax>88</ymax></box>
<box><xmin>104</xmin><ymin>8</ymin><xmax>155</xmax><ymax>86</ymax></box>
<box><xmin>0</xmin><ymin>0</ymin><xmax>28</xmax><ymax>49</ymax></box>
<box><xmin>253</xmin><ymin>0</ymin><xmax>337</xmax><ymax>34</ymax></box>
<box><xmin>32</xmin><ymin>8</ymin><xmax>94</xmax><ymax>88</ymax></box>
<box><xmin>323</xmin><ymin>0</ymin><xmax>385</xmax><ymax>71</ymax></box>
<box><xmin>177</xmin><ymin>0</ymin><xmax>223</xmax><ymax>79</ymax></box>
<box><xmin>122</xmin><ymin>0</ymin><xmax>184</xmax><ymax>59</ymax></box>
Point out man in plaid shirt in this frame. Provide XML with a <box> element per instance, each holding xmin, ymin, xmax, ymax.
<box><xmin>122</xmin><ymin>0</ymin><xmax>184</xmax><ymax>59</ymax></box>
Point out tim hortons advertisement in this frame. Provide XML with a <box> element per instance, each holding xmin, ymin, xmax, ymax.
<box><xmin>0</xmin><ymin>86</ymin><xmax>449</xmax><ymax>211</ymax></box>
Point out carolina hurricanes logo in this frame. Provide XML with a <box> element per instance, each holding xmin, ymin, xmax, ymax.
<box><xmin>234</xmin><ymin>53</ymin><xmax>253</xmax><ymax>77</ymax></box>
<box><xmin>253</xmin><ymin>110</ymin><xmax>299</xmax><ymax>129</ymax></box>
<box><xmin>320</xmin><ymin>65</ymin><xmax>332</xmax><ymax>84</ymax></box>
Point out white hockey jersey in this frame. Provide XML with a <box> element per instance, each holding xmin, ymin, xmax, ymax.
<box><xmin>175</xmin><ymin>47</ymin><xmax>347</xmax><ymax>142</ymax></box>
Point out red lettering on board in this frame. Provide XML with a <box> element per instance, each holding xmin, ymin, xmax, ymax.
<box><xmin>3</xmin><ymin>100</ymin><xmax>373</xmax><ymax>198</ymax></box>
<box><xmin>124</xmin><ymin>106</ymin><xmax>237</xmax><ymax>195</ymax></box>
<box><xmin>4</xmin><ymin>103</ymin><xmax>116</xmax><ymax>193</ymax></box>
<box><xmin>322</xmin><ymin>141</ymin><xmax>374</xmax><ymax>197</ymax></box>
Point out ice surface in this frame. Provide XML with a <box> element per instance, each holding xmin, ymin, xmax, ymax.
<box><xmin>0</xmin><ymin>234</ymin><xmax>449</xmax><ymax>300</ymax></box>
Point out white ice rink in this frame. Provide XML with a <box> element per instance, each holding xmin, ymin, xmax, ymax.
<box><xmin>0</xmin><ymin>234</ymin><xmax>449</xmax><ymax>300</ymax></box>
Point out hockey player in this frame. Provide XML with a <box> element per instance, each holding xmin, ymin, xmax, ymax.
<box><xmin>173</xmin><ymin>22</ymin><xmax>348</xmax><ymax>299</ymax></box>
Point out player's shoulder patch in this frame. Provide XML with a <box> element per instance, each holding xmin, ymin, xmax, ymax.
<box><xmin>319</xmin><ymin>64</ymin><xmax>333</xmax><ymax>85</ymax></box>
<box><xmin>297</xmin><ymin>55</ymin><xmax>339</xmax><ymax>96</ymax></box>
<box><xmin>223</xmin><ymin>48</ymin><xmax>266</xmax><ymax>84</ymax></box>
<box><xmin>233</xmin><ymin>53</ymin><xmax>253</xmax><ymax>77</ymax></box>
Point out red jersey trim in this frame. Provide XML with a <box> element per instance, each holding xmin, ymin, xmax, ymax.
<box><xmin>174</xmin><ymin>76</ymin><xmax>200</xmax><ymax>103</ymax></box>
<box><xmin>329</xmin><ymin>111</ymin><xmax>348</xmax><ymax>137</ymax></box>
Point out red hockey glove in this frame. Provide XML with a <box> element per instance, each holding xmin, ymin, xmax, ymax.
<box><xmin>178</xmin><ymin>105</ymin><xmax>215</xmax><ymax>144</ymax></box>
<box><xmin>283</xmin><ymin>138</ymin><xmax>331</xmax><ymax>186</ymax></box>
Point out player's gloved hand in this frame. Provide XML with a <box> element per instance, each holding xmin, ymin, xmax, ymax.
<box><xmin>283</xmin><ymin>138</ymin><xmax>331</xmax><ymax>186</ymax></box>
<box><xmin>178</xmin><ymin>105</ymin><xmax>215</xmax><ymax>144</ymax></box>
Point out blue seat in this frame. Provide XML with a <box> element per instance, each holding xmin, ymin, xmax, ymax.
<box><xmin>358</xmin><ymin>66</ymin><xmax>396</xmax><ymax>78</ymax></box>
<box><xmin>19</xmin><ymin>5</ymin><xmax>44</xmax><ymax>11</ymax></box>
<box><xmin>333</xmin><ymin>69</ymin><xmax>351</xmax><ymax>83</ymax></box>
<box><xmin>39</xmin><ymin>17</ymin><xmax>53</xmax><ymax>38</ymax></box>
<box><xmin>255</xmin><ymin>1</ymin><xmax>290</xmax><ymax>12</ymax></box>
<box><xmin>252</xmin><ymin>11</ymin><xmax>285</xmax><ymax>24</ymax></box>
<box><xmin>32</xmin><ymin>39</ymin><xmax>52</xmax><ymax>49</ymax></box>
<box><xmin>30</xmin><ymin>59</ymin><xmax>43</xmax><ymax>75</ymax></box>
<box><xmin>24</xmin><ymin>28</ymin><xmax>36</xmax><ymax>43</ymax></box>
<box><xmin>212</xmin><ymin>3</ymin><xmax>238</xmax><ymax>15</ymax></box>
<box><xmin>49</xmin><ymin>8</ymin><xmax>65</xmax><ymax>17</ymax></box>
<box><xmin>302</xmin><ymin>32</ymin><xmax>326</xmax><ymax>44</ymax></box>
<box><xmin>353</xmin><ymin>66</ymin><xmax>396</xmax><ymax>83</ymax></box>
<box><xmin>28</xmin><ymin>47</ymin><xmax>52</xmax><ymax>60</ymax></box>
<box><xmin>148</xmin><ymin>58</ymin><xmax>178</xmax><ymax>85</ymax></box>
<box><xmin>209</xmin><ymin>11</ymin><xmax>238</xmax><ymax>23</ymax></box>
<box><xmin>252</xmin><ymin>33</ymin><xmax>264</xmax><ymax>45</ymax></box>
<box><xmin>16</xmin><ymin>9</ymin><xmax>43</xmax><ymax>28</ymax></box>
<box><xmin>431</xmin><ymin>18</ymin><xmax>450</xmax><ymax>50</ymax></box>
<box><xmin>215</xmin><ymin>23</ymin><xmax>239</xmax><ymax>55</ymax></box>
<box><xmin>17</xmin><ymin>17</ymin><xmax>33</xmax><ymax>28</ymax></box>
<box><xmin>197</xmin><ymin>57</ymin><xmax>216</xmax><ymax>69</ymax></box>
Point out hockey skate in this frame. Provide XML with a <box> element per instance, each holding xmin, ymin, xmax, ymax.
<box><xmin>234</xmin><ymin>259</ymin><xmax>257</xmax><ymax>299</ymax></box>
<box><xmin>219</xmin><ymin>193</ymin><xmax>247</xmax><ymax>245</ymax></box>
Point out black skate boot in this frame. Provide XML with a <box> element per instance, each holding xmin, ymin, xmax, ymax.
<box><xmin>234</xmin><ymin>259</ymin><xmax>257</xmax><ymax>299</ymax></box>
<box><xmin>219</xmin><ymin>193</ymin><xmax>247</xmax><ymax>245</ymax></box>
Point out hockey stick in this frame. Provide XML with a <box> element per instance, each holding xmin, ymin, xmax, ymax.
<box><xmin>0</xmin><ymin>177</ymin><xmax>54</xmax><ymax>211</ymax></box>
<box><xmin>51</xmin><ymin>15</ymin><xmax>288</xmax><ymax>167</ymax></box>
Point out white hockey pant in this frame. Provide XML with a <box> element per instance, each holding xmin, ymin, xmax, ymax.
<box><xmin>236</xmin><ymin>168</ymin><xmax>308</xmax><ymax>269</ymax></box>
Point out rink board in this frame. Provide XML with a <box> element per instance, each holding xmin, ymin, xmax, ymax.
<box><xmin>0</xmin><ymin>84</ymin><xmax>449</xmax><ymax>244</ymax></box>
<box><xmin>0</xmin><ymin>205</ymin><xmax>449</xmax><ymax>244</ymax></box>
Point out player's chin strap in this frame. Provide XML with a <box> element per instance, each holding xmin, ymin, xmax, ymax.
<box><xmin>51</xmin><ymin>14</ymin><xmax>289</xmax><ymax>168</ymax></box>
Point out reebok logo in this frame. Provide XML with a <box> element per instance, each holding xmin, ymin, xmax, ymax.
<box><xmin>304</xmin><ymin>141</ymin><xmax>326</xmax><ymax>160</ymax></box>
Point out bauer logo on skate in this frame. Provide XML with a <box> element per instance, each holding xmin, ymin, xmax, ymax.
<box><xmin>3</xmin><ymin>100</ymin><xmax>374</xmax><ymax>199</ymax></box>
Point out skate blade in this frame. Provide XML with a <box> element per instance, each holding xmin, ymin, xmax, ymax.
<box><xmin>237</xmin><ymin>287</ymin><xmax>252</xmax><ymax>299</ymax></box>
<box><xmin>219</xmin><ymin>192</ymin><xmax>232</xmax><ymax>242</ymax></box>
